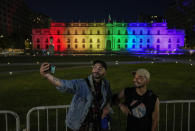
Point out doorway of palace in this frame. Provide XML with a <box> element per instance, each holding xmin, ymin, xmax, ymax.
<box><xmin>106</xmin><ymin>40</ymin><xmax>111</xmax><ymax>51</ymax></box>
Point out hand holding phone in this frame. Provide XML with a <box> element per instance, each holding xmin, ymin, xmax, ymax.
<box><xmin>44</xmin><ymin>64</ymin><xmax>55</xmax><ymax>74</ymax></box>
<box><xmin>50</xmin><ymin>65</ymin><xmax>56</xmax><ymax>74</ymax></box>
<box><xmin>41</xmin><ymin>63</ymin><xmax>56</xmax><ymax>75</ymax></box>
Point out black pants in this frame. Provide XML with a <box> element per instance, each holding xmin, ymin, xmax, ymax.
<box><xmin>79</xmin><ymin>122</ymin><xmax>101</xmax><ymax>131</ymax></box>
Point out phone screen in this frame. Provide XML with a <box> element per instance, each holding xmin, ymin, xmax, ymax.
<box><xmin>50</xmin><ymin>65</ymin><xmax>55</xmax><ymax>74</ymax></box>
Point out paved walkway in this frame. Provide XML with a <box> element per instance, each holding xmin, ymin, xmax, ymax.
<box><xmin>139</xmin><ymin>55</ymin><xmax>195</xmax><ymax>64</ymax></box>
<box><xmin>0</xmin><ymin>56</ymin><xmax>194</xmax><ymax>74</ymax></box>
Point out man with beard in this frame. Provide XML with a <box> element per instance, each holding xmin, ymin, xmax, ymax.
<box><xmin>113</xmin><ymin>68</ymin><xmax>159</xmax><ymax>131</ymax></box>
<box><xmin>40</xmin><ymin>60</ymin><xmax>112</xmax><ymax>131</ymax></box>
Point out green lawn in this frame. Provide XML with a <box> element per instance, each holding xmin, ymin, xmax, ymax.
<box><xmin>0</xmin><ymin>55</ymin><xmax>150</xmax><ymax>63</ymax></box>
<box><xmin>0</xmin><ymin>63</ymin><xmax>195</xmax><ymax>130</ymax></box>
<box><xmin>0</xmin><ymin>64</ymin><xmax>87</xmax><ymax>72</ymax></box>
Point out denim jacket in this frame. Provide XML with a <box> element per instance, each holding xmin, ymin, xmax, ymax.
<box><xmin>56</xmin><ymin>75</ymin><xmax>111</xmax><ymax>131</ymax></box>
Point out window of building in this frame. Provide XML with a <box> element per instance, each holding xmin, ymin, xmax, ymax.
<box><xmin>46</xmin><ymin>44</ymin><xmax>49</xmax><ymax>49</ymax></box>
<box><xmin>68</xmin><ymin>44</ymin><xmax>70</xmax><ymax>49</ymax></box>
<box><xmin>37</xmin><ymin>44</ymin><xmax>40</xmax><ymax>49</ymax></box>
<box><xmin>75</xmin><ymin>39</ymin><xmax>78</xmax><ymax>43</ymax></box>
<box><xmin>82</xmin><ymin>44</ymin><xmax>85</xmax><ymax>48</ymax></box>
<box><xmin>67</xmin><ymin>39</ymin><xmax>70</xmax><ymax>43</ymax></box>
<box><xmin>147</xmin><ymin>30</ymin><xmax>150</xmax><ymax>35</ymax></box>
<box><xmin>177</xmin><ymin>44</ymin><xmax>180</xmax><ymax>48</ymax></box>
<box><xmin>177</xmin><ymin>39</ymin><xmax>180</xmax><ymax>43</ymax></box>
<box><xmin>168</xmin><ymin>38</ymin><xmax>171</xmax><ymax>43</ymax></box>
<box><xmin>118</xmin><ymin>30</ymin><xmax>120</xmax><ymax>35</ymax></box>
<box><xmin>147</xmin><ymin>39</ymin><xmax>150</xmax><ymax>43</ymax></box>
<box><xmin>125</xmin><ymin>44</ymin><xmax>128</xmax><ymax>48</ymax></box>
<box><xmin>157</xmin><ymin>45</ymin><xmax>160</xmax><ymax>50</ymax></box>
<box><xmin>140</xmin><ymin>44</ymin><xmax>142</xmax><ymax>48</ymax></box>
<box><xmin>81</xmin><ymin>24</ymin><xmax>86</xmax><ymax>27</ymax></box>
<box><xmin>97</xmin><ymin>39</ymin><xmax>100</xmax><ymax>43</ymax></box>
<box><xmin>90</xmin><ymin>44</ymin><xmax>92</xmax><ymax>49</ymax></box>
<box><xmin>75</xmin><ymin>30</ymin><xmax>78</xmax><ymax>35</ymax></box>
<box><xmin>118</xmin><ymin>39</ymin><xmax>120</xmax><ymax>43</ymax></box>
<box><xmin>82</xmin><ymin>39</ymin><xmax>85</xmax><ymax>43</ymax></box>
<box><xmin>82</xmin><ymin>30</ymin><xmax>85</xmax><ymax>35</ymax></box>
<box><xmin>147</xmin><ymin>44</ymin><xmax>150</xmax><ymax>49</ymax></box>
<box><xmin>125</xmin><ymin>30</ymin><xmax>128</xmax><ymax>35</ymax></box>
<box><xmin>118</xmin><ymin>45</ymin><xmax>120</xmax><ymax>49</ymax></box>
<box><xmin>57</xmin><ymin>39</ymin><xmax>60</xmax><ymax>43</ymax></box>
<box><xmin>57</xmin><ymin>45</ymin><xmax>60</xmax><ymax>51</ymax></box>
<box><xmin>125</xmin><ymin>39</ymin><xmax>128</xmax><ymax>43</ymax></box>
<box><xmin>97</xmin><ymin>30</ymin><xmax>100</xmax><ymax>35</ymax></box>
<box><xmin>57</xmin><ymin>30</ymin><xmax>60</xmax><ymax>35</ymax></box>
<box><xmin>132</xmin><ymin>44</ymin><xmax>135</xmax><ymax>48</ymax></box>
<box><xmin>157</xmin><ymin>39</ymin><xmax>160</xmax><ymax>43</ymax></box>
<box><xmin>108</xmin><ymin>30</ymin><xmax>110</xmax><ymax>35</ymax></box>
<box><xmin>140</xmin><ymin>30</ymin><xmax>143</xmax><ymax>35</ymax></box>
<box><xmin>168</xmin><ymin>44</ymin><xmax>171</xmax><ymax>49</ymax></box>
<box><xmin>133</xmin><ymin>39</ymin><xmax>136</xmax><ymax>43</ymax></box>
<box><xmin>97</xmin><ymin>44</ymin><xmax>100</xmax><ymax>49</ymax></box>
<box><xmin>75</xmin><ymin>44</ymin><xmax>78</xmax><ymax>49</ymax></box>
<box><xmin>157</xmin><ymin>30</ymin><xmax>160</xmax><ymax>35</ymax></box>
<box><xmin>90</xmin><ymin>30</ymin><xmax>92</xmax><ymax>35</ymax></box>
<box><xmin>140</xmin><ymin>39</ymin><xmax>143</xmax><ymax>43</ymax></box>
<box><xmin>90</xmin><ymin>39</ymin><xmax>93</xmax><ymax>43</ymax></box>
<box><xmin>67</xmin><ymin>30</ymin><xmax>70</xmax><ymax>35</ymax></box>
<box><xmin>133</xmin><ymin>30</ymin><xmax>135</xmax><ymax>35</ymax></box>
<box><xmin>37</xmin><ymin>38</ymin><xmax>40</xmax><ymax>43</ymax></box>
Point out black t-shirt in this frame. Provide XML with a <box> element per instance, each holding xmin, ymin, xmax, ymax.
<box><xmin>124</xmin><ymin>87</ymin><xmax>157</xmax><ymax>131</ymax></box>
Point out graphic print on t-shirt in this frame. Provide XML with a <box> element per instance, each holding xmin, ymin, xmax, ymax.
<box><xmin>130</xmin><ymin>100</ymin><xmax>146</xmax><ymax>118</ymax></box>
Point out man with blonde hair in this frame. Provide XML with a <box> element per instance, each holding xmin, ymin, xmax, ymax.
<box><xmin>113</xmin><ymin>68</ymin><xmax>159</xmax><ymax>131</ymax></box>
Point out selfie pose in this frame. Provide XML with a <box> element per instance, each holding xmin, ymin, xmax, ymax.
<box><xmin>40</xmin><ymin>60</ymin><xmax>112</xmax><ymax>131</ymax></box>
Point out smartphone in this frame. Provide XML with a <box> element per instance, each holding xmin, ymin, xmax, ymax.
<box><xmin>50</xmin><ymin>65</ymin><xmax>56</xmax><ymax>74</ymax></box>
<box><xmin>44</xmin><ymin>64</ymin><xmax>55</xmax><ymax>74</ymax></box>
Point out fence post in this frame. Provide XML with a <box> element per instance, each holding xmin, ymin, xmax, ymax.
<box><xmin>0</xmin><ymin>111</ymin><xmax>20</xmax><ymax>131</ymax></box>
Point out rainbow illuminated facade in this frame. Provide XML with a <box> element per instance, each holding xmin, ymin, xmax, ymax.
<box><xmin>32</xmin><ymin>22</ymin><xmax>185</xmax><ymax>53</ymax></box>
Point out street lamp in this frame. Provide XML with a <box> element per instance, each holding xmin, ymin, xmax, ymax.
<box><xmin>49</xmin><ymin>36</ymin><xmax>54</xmax><ymax>55</ymax></box>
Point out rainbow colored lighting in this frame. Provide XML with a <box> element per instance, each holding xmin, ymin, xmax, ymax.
<box><xmin>32</xmin><ymin>22</ymin><xmax>185</xmax><ymax>53</ymax></box>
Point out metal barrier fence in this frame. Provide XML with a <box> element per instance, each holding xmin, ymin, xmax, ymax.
<box><xmin>159</xmin><ymin>100</ymin><xmax>195</xmax><ymax>131</ymax></box>
<box><xmin>26</xmin><ymin>105</ymin><xmax>69</xmax><ymax>131</ymax></box>
<box><xmin>26</xmin><ymin>100</ymin><xmax>195</xmax><ymax>131</ymax></box>
<box><xmin>1</xmin><ymin>100</ymin><xmax>195</xmax><ymax>131</ymax></box>
<box><xmin>0</xmin><ymin>110</ymin><xmax>20</xmax><ymax>131</ymax></box>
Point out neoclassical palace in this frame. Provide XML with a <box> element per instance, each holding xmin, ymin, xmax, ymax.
<box><xmin>32</xmin><ymin>22</ymin><xmax>185</xmax><ymax>53</ymax></box>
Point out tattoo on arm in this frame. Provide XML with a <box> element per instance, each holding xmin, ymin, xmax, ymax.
<box><xmin>53</xmin><ymin>77</ymin><xmax>60</xmax><ymax>82</ymax></box>
<box><xmin>49</xmin><ymin>76</ymin><xmax>61</xmax><ymax>87</ymax></box>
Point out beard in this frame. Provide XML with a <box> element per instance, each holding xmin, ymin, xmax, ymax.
<box><xmin>92</xmin><ymin>72</ymin><xmax>103</xmax><ymax>79</ymax></box>
<box><xmin>136</xmin><ymin>86</ymin><xmax>144</xmax><ymax>89</ymax></box>
<box><xmin>134</xmin><ymin>82</ymin><xmax>145</xmax><ymax>88</ymax></box>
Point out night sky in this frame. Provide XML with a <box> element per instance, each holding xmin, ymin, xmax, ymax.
<box><xmin>24</xmin><ymin>0</ymin><xmax>173</xmax><ymax>22</ymax></box>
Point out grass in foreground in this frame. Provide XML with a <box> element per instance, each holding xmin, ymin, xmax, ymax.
<box><xmin>0</xmin><ymin>63</ymin><xmax>195</xmax><ymax>130</ymax></box>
